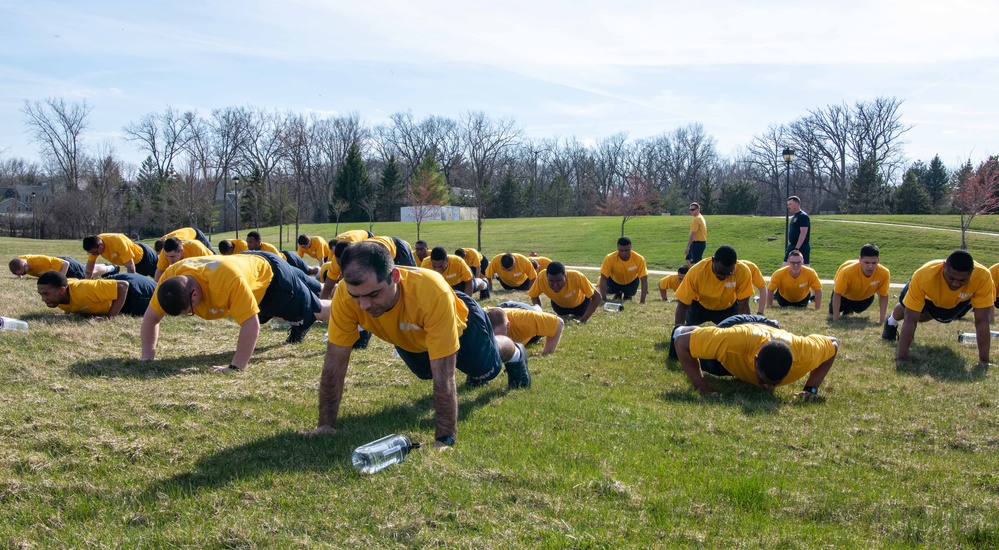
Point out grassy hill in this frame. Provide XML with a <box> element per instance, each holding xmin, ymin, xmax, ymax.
<box><xmin>1</xmin><ymin>215</ymin><xmax>998</xmax><ymax>547</ymax></box>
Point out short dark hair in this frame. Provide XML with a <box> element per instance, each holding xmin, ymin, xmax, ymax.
<box><xmin>297</xmin><ymin>234</ymin><xmax>310</xmax><ymax>246</ymax></box>
<box><xmin>757</xmin><ymin>339</ymin><xmax>793</xmax><ymax>383</ymax></box>
<box><xmin>860</xmin><ymin>243</ymin><xmax>880</xmax><ymax>258</ymax></box>
<box><xmin>37</xmin><ymin>270</ymin><xmax>68</xmax><ymax>289</ymax></box>
<box><xmin>82</xmin><ymin>235</ymin><xmax>100</xmax><ymax>252</ymax></box>
<box><xmin>617</xmin><ymin>236</ymin><xmax>632</xmax><ymax>247</ymax></box>
<box><xmin>247</xmin><ymin>231</ymin><xmax>261</xmax><ymax>241</ymax></box>
<box><xmin>334</xmin><ymin>240</ymin><xmax>351</xmax><ymax>261</ymax></box>
<box><xmin>546</xmin><ymin>261</ymin><xmax>566</xmax><ymax>277</ymax></box>
<box><xmin>340</xmin><ymin>241</ymin><xmax>395</xmax><ymax>285</ymax></box>
<box><xmin>157</xmin><ymin>277</ymin><xmax>192</xmax><ymax>316</ymax></box>
<box><xmin>430</xmin><ymin>246</ymin><xmax>448</xmax><ymax>261</ymax></box>
<box><xmin>218</xmin><ymin>240</ymin><xmax>234</xmax><ymax>255</ymax></box>
<box><xmin>678</xmin><ymin>265</ymin><xmax>690</xmax><ymax>275</ymax></box>
<box><xmin>415</xmin><ymin>240</ymin><xmax>428</xmax><ymax>247</ymax></box>
<box><xmin>8</xmin><ymin>258</ymin><xmax>24</xmax><ymax>274</ymax></box>
<box><xmin>500</xmin><ymin>254</ymin><xmax>514</xmax><ymax>269</ymax></box>
<box><xmin>946</xmin><ymin>249</ymin><xmax>974</xmax><ymax>272</ymax></box>
<box><xmin>713</xmin><ymin>245</ymin><xmax>738</xmax><ymax>267</ymax></box>
<box><xmin>154</xmin><ymin>239</ymin><xmax>166</xmax><ymax>253</ymax></box>
<box><xmin>788</xmin><ymin>196</ymin><xmax>801</xmax><ymax>204</ymax></box>
<box><xmin>453</xmin><ymin>248</ymin><xmax>467</xmax><ymax>259</ymax></box>
<box><xmin>163</xmin><ymin>237</ymin><xmax>183</xmax><ymax>253</ymax></box>
<box><xmin>485</xmin><ymin>307</ymin><xmax>507</xmax><ymax>333</ymax></box>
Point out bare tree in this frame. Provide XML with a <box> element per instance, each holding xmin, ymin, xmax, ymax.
<box><xmin>86</xmin><ymin>142</ymin><xmax>124</xmax><ymax>233</ymax></box>
<box><xmin>850</xmin><ymin>97</ymin><xmax>912</xmax><ymax>184</ymax></box>
<box><xmin>952</xmin><ymin>157</ymin><xmax>999</xmax><ymax>250</ymax></box>
<box><xmin>462</xmin><ymin>111</ymin><xmax>521</xmax><ymax>249</ymax></box>
<box><xmin>122</xmin><ymin>107</ymin><xmax>195</xmax><ymax>180</ymax></box>
<box><xmin>744</xmin><ymin>124</ymin><xmax>791</xmax><ymax>216</ymax></box>
<box><xmin>22</xmin><ymin>98</ymin><xmax>92</xmax><ymax>190</ymax></box>
<box><xmin>330</xmin><ymin>198</ymin><xmax>350</xmax><ymax>235</ymax></box>
<box><xmin>184</xmin><ymin>107</ymin><xmax>250</xmax><ymax>231</ymax></box>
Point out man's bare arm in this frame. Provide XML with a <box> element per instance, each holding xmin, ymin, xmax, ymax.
<box><xmin>675</xmin><ymin>330</ymin><xmax>714</xmax><ymax>395</ymax></box>
<box><xmin>878</xmin><ymin>294</ymin><xmax>889</xmax><ymax>324</ymax></box>
<box><xmin>314</xmin><ymin>343</ymin><xmax>353</xmax><ymax>431</ymax></box>
<box><xmin>973</xmin><ymin>307</ymin><xmax>991</xmax><ymax>364</ymax></box>
<box><xmin>831</xmin><ymin>292</ymin><xmax>842</xmax><ymax>321</ymax></box>
<box><xmin>896</xmin><ymin>307</ymin><xmax>920</xmax><ymax>361</ymax></box>
<box><xmin>639</xmin><ymin>276</ymin><xmax>648</xmax><ymax>304</ymax></box>
<box><xmin>58</xmin><ymin>259</ymin><xmax>71</xmax><ymax>277</ymax></box>
<box><xmin>542</xmin><ymin>317</ymin><xmax>564</xmax><ymax>354</ymax></box>
<box><xmin>429</xmin><ymin>354</ymin><xmax>458</xmax><ymax>442</ymax></box>
<box><xmin>230</xmin><ymin>315</ymin><xmax>261</xmax><ymax>369</ymax></box>
<box><xmin>124</xmin><ymin>259</ymin><xmax>137</xmax><ymax>274</ymax></box>
<box><xmin>107</xmin><ymin>280</ymin><xmax>129</xmax><ymax>317</ymax></box>
<box><xmin>813</xmin><ymin>289</ymin><xmax>822</xmax><ymax>310</ymax></box>
<box><xmin>140</xmin><ymin>308</ymin><xmax>165</xmax><ymax>359</ymax></box>
<box><xmin>579</xmin><ymin>291</ymin><xmax>601</xmax><ymax>323</ymax></box>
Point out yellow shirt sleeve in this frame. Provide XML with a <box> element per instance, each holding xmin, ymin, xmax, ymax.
<box><xmin>505</xmin><ymin>308</ymin><xmax>560</xmax><ymax>345</ymax></box>
<box><xmin>60</xmin><ymin>279</ymin><xmax>118</xmax><ymax>315</ymax></box>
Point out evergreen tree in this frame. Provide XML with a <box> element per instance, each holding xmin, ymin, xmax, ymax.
<box><xmin>376</xmin><ymin>155</ymin><xmax>405</xmax><ymax>222</ymax></box>
<box><xmin>492</xmin><ymin>169</ymin><xmax>523</xmax><ymax>218</ymax></box>
<box><xmin>893</xmin><ymin>169</ymin><xmax>932</xmax><ymax>214</ymax></box>
<box><xmin>543</xmin><ymin>175</ymin><xmax>572</xmax><ymax>217</ymax></box>
<box><xmin>923</xmin><ymin>155</ymin><xmax>950</xmax><ymax>212</ymax></box>
<box><xmin>698</xmin><ymin>176</ymin><xmax>715</xmax><ymax>215</ymax></box>
<box><xmin>240</xmin><ymin>167</ymin><xmax>266</xmax><ymax>230</ymax></box>
<box><xmin>717</xmin><ymin>180</ymin><xmax>761</xmax><ymax>215</ymax></box>
<box><xmin>843</xmin><ymin>155</ymin><xmax>890</xmax><ymax>214</ymax></box>
<box><xmin>333</xmin><ymin>142</ymin><xmax>372</xmax><ymax>222</ymax></box>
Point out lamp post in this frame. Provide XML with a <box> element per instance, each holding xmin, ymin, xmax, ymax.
<box><xmin>30</xmin><ymin>192</ymin><xmax>36</xmax><ymax>239</ymax></box>
<box><xmin>231</xmin><ymin>176</ymin><xmax>240</xmax><ymax>239</ymax></box>
<box><xmin>781</xmin><ymin>148</ymin><xmax>795</xmax><ymax>251</ymax></box>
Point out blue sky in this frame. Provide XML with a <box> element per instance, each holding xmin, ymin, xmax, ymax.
<box><xmin>2</xmin><ymin>0</ymin><xmax>997</xmax><ymax>170</ymax></box>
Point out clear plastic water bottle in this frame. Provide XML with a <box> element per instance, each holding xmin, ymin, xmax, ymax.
<box><xmin>603</xmin><ymin>302</ymin><xmax>624</xmax><ymax>312</ymax></box>
<box><xmin>753</xmin><ymin>295</ymin><xmax>761</xmax><ymax>303</ymax></box>
<box><xmin>0</xmin><ymin>316</ymin><xmax>28</xmax><ymax>331</ymax></box>
<box><xmin>271</xmin><ymin>319</ymin><xmax>292</xmax><ymax>330</ymax></box>
<box><xmin>958</xmin><ymin>331</ymin><xmax>999</xmax><ymax>344</ymax></box>
<box><xmin>352</xmin><ymin>434</ymin><xmax>420</xmax><ymax>474</ymax></box>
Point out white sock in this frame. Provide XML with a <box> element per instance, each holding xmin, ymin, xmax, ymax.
<box><xmin>672</xmin><ymin>326</ymin><xmax>685</xmax><ymax>340</ymax></box>
<box><xmin>508</xmin><ymin>346</ymin><xmax>523</xmax><ymax>363</ymax></box>
<box><xmin>887</xmin><ymin>316</ymin><xmax>899</xmax><ymax>326</ymax></box>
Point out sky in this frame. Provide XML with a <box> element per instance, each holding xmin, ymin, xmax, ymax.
<box><xmin>2</xmin><ymin>0</ymin><xmax>998</xmax><ymax>172</ymax></box>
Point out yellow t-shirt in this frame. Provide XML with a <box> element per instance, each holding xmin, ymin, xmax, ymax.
<box><xmin>59</xmin><ymin>279</ymin><xmax>119</xmax><ymax>315</ymax></box>
<box><xmin>161</xmin><ymin>228</ymin><xmax>197</xmax><ymax>242</ymax></box>
<box><xmin>258</xmin><ymin>242</ymin><xmax>280</xmax><ymax>254</ymax></box>
<box><xmin>991</xmin><ymin>264</ymin><xmax>999</xmax><ymax>300</ymax></box>
<box><xmin>320</xmin><ymin>260</ymin><xmax>342</xmax><ymax>284</ymax></box>
<box><xmin>366</xmin><ymin>236</ymin><xmax>397</xmax><ymax>258</ymax></box>
<box><xmin>740</xmin><ymin>260</ymin><xmax>766</xmax><ymax>289</ymax></box>
<box><xmin>903</xmin><ymin>260</ymin><xmax>994</xmax><ymax>311</ymax></box>
<box><xmin>421</xmin><ymin>255</ymin><xmax>473</xmax><ymax>287</ymax></box>
<box><xmin>460</xmin><ymin>248</ymin><xmax>483</xmax><ymax>269</ymax></box>
<box><xmin>328</xmin><ymin>267</ymin><xmax>469</xmax><ymax>359</ymax></box>
<box><xmin>503</xmin><ymin>308</ymin><xmax>561</xmax><ymax>345</ymax></box>
<box><xmin>531</xmin><ymin>256</ymin><xmax>552</xmax><ymax>271</ymax></box>
<box><xmin>833</xmin><ymin>260</ymin><xmax>890</xmax><ymax>301</ymax></box>
<box><xmin>156</xmin><ymin>240</ymin><xmax>213</xmax><ymax>270</ymax></box>
<box><xmin>675</xmin><ymin>257</ymin><xmax>753</xmax><ymax>310</ymax></box>
<box><xmin>224</xmin><ymin>239</ymin><xmax>249</xmax><ymax>255</ymax></box>
<box><xmin>149</xmin><ymin>255</ymin><xmax>273</xmax><ymax>324</ymax></box>
<box><xmin>689</xmin><ymin>214</ymin><xmax>707</xmax><ymax>241</ymax></box>
<box><xmin>767</xmin><ymin>266</ymin><xmax>822</xmax><ymax>303</ymax></box>
<box><xmin>689</xmin><ymin>324</ymin><xmax>837</xmax><ymax>386</ymax></box>
<box><xmin>485</xmin><ymin>253</ymin><xmax>537</xmax><ymax>287</ymax></box>
<box><xmin>527</xmin><ymin>269</ymin><xmax>595</xmax><ymax>309</ymax></box>
<box><xmin>659</xmin><ymin>274</ymin><xmax>682</xmax><ymax>292</ymax></box>
<box><xmin>89</xmin><ymin>233</ymin><xmax>143</xmax><ymax>266</ymax></box>
<box><xmin>297</xmin><ymin>236</ymin><xmax>330</xmax><ymax>263</ymax></box>
<box><xmin>335</xmin><ymin>229</ymin><xmax>370</xmax><ymax>243</ymax></box>
<box><xmin>599</xmin><ymin>251</ymin><xmax>648</xmax><ymax>285</ymax></box>
<box><xmin>20</xmin><ymin>255</ymin><xmax>66</xmax><ymax>277</ymax></box>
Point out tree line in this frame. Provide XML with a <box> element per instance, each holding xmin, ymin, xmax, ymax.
<box><xmin>3</xmin><ymin>96</ymin><xmax>996</xmax><ymax>242</ymax></box>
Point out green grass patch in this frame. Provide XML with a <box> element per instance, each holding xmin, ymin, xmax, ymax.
<box><xmin>1</xmin><ymin>215</ymin><xmax>999</xmax><ymax>546</ymax></box>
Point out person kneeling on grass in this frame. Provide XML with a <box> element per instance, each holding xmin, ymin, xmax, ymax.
<box><xmin>140</xmin><ymin>252</ymin><xmax>331</xmax><ymax>373</ymax></box>
<box><xmin>672</xmin><ymin>315</ymin><xmax>838</xmax><ymax>399</ymax></box>
<box><xmin>306</xmin><ymin>241</ymin><xmax>531</xmax><ymax>448</ymax></box>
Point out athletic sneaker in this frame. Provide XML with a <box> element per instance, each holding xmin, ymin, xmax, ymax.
<box><xmin>506</xmin><ymin>342</ymin><xmax>531</xmax><ymax>389</ymax></box>
<box><xmin>881</xmin><ymin>319</ymin><xmax>898</xmax><ymax>341</ymax></box>
<box><xmin>286</xmin><ymin>323</ymin><xmax>311</xmax><ymax>344</ymax></box>
<box><xmin>353</xmin><ymin>329</ymin><xmax>372</xmax><ymax>349</ymax></box>
<box><xmin>479</xmin><ymin>288</ymin><xmax>490</xmax><ymax>300</ymax></box>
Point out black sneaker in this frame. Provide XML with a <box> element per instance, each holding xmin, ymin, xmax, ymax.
<box><xmin>464</xmin><ymin>375</ymin><xmax>488</xmax><ymax>388</ymax></box>
<box><xmin>506</xmin><ymin>342</ymin><xmax>531</xmax><ymax>389</ymax></box>
<box><xmin>286</xmin><ymin>322</ymin><xmax>311</xmax><ymax>344</ymax></box>
<box><xmin>881</xmin><ymin>319</ymin><xmax>898</xmax><ymax>341</ymax></box>
<box><xmin>353</xmin><ymin>329</ymin><xmax>372</xmax><ymax>349</ymax></box>
<box><xmin>479</xmin><ymin>288</ymin><xmax>490</xmax><ymax>300</ymax></box>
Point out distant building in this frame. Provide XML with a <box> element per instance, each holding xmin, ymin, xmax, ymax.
<box><xmin>400</xmin><ymin>206</ymin><xmax>478</xmax><ymax>222</ymax></box>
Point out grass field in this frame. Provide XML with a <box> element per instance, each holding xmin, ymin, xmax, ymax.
<box><xmin>2</xmin><ymin>215</ymin><xmax>999</xmax><ymax>548</ymax></box>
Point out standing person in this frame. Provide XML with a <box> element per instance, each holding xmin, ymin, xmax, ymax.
<box><xmin>658</xmin><ymin>266</ymin><xmax>689</xmax><ymax>301</ymax></box>
<box><xmin>36</xmin><ymin>271</ymin><xmax>155</xmax><ymax>318</ymax></box>
<box><xmin>766</xmin><ymin>250</ymin><xmax>823</xmax><ymax>310</ymax></box>
<box><xmin>83</xmin><ymin>233</ymin><xmax>158</xmax><ymax>278</ymax></box>
<box><xmin>598</xmin><ymin>237</ymin><xmax>649</xmax><ymax>303</ymax></box>
<box><xmin>528</xmin><ymin>261</ymin><xmax>602</xmax><ymax>323</ymax></box>
<box><xmin>674</xmin><ymin>245</ymin><xmax>753</xmax><ymax>326</ymax></box>
<box><xmin>485</xmin><ymin>253</ymin><xmax>537</xmax><ymax>292</ymax></box>
<box><xmin>306</xmin><ymin>242</ymin><xmax>531</xmax><ymax>447</ymax></box>
<box><xmin>140</xmin><ymin>253</ymin><xmax>330</xmax><ymax>372</ymax></box>
<box><xmin>785</xmin><ymin>196</ymin><xmax>811</xmax><ymax>266</ymax></box>
<box><xmin>297</xmin><ymin>234</ymin><xmax>330</xmax><ymax>264</ymax></box>
<box><xmin>882</xmin><ymin>250</ymin><xmax>994</xmax><ymax>365</ymax></box>
<box><xmin>685</xmin><ymin>202</ymin><xmax>707</xmax><ymax>266</ymax></box>
<box><xmin>152</xmin><ymin>237</ymin><xmax>213</xmax><ymax>282</ymax></box>
<box><xmin>830</xmin><ymin>243</ymin><xmax>891</xmax><ymax>323</ymax></box>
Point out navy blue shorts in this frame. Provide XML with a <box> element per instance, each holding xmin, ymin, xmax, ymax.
<box><xmin>774</xmin><ymin>289</ymin><xmax>811</xmax><ymax>308</ymax></box>
<box><xmin>395</xmin><ymin>292</ymin><xmax>503</xmax><ymax>384</ymax></box>
<box><xmin>60</xmin><ymin>256</ymin><xmax>86</xmax><ymax>280</ymax></box>
<box><xmin>109</xmin><ymin>273</ymin><xmax>157</xmax><ymax>316</ymax></box>
<box><xmin>135</xmin><ymin>243</ymin><xmax>159</xmax><ymax>278</ymax></box>
<box><xmin>551</xmin><ymin>297</ymin><xmax>590</xmax><ymax>317</ymax></box>
<box><xmin>829</xmin><ymin>295</ymin><xmax>875</xmax><ymax>315</ymax></box>
<box><xmin>899</xmin><ymin>282</ymin><xmax>971</xmax><ymax>323</ymax></box>
<box><xmin>685</xmin><ymin>300</ymin><xmax>739</xmax><ymax>326</ymax></box>
<box><xmin>606</xmin><ymin>277</ymin><xmax>640</xmax><ymax>298</ymax></box>
<box><xmin>246</xmin><ymin>251</ymin><xmax>321</xmax><ymax>328</ymax></box>
<box><xmin>686</xmin><ymin>241</ymin><xmax>706</xmax><ymax>264</ymax></box>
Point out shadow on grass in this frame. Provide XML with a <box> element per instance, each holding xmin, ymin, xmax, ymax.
<box><xmin>825</xmin><ymin>315</ymin><xmax>880</xmax><ymax>329</ymax></box>
<box><xmin>659</xmin><ymin>376</ymin><xmax>785</xmax><ymax>415</ymax></box>
<box><xmin>895</xmin><ymin>344</ymin><xmax>988</xmax><ymax>382</ymax></box>
<box><xmin>18</xmin><ymin>312</ymin><xmax>96</xmax><ymax>324</ymax></box>
<box><xmin>142</xmin><ymin>388</ymin><xmax>506</xmax><ymax>497</ymax></box>
<box><xmin>68</xmin><ymin>345</ymin><xmax>283</xmax><ymax>378</ymax></box>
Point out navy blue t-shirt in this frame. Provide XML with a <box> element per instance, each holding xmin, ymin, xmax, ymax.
<box><xmin>789</xmin><ymin>210</ymin><xmax>810</xmax><ymax>247</ymax></box>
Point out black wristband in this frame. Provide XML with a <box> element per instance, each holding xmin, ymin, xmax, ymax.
<box><xmin>435</xmin><ymin>435</ymin><xmax>455</xmax><ymax>446</ymax></box>
<box><xmin>228</xmin><ymin>364</ymin><xmax>242</xmax><ymax>371</ymax></box>
<box><xmin>803</xmin><ymin>385</ymin><xmax>818</xmax><ymax>395</ymax></box>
